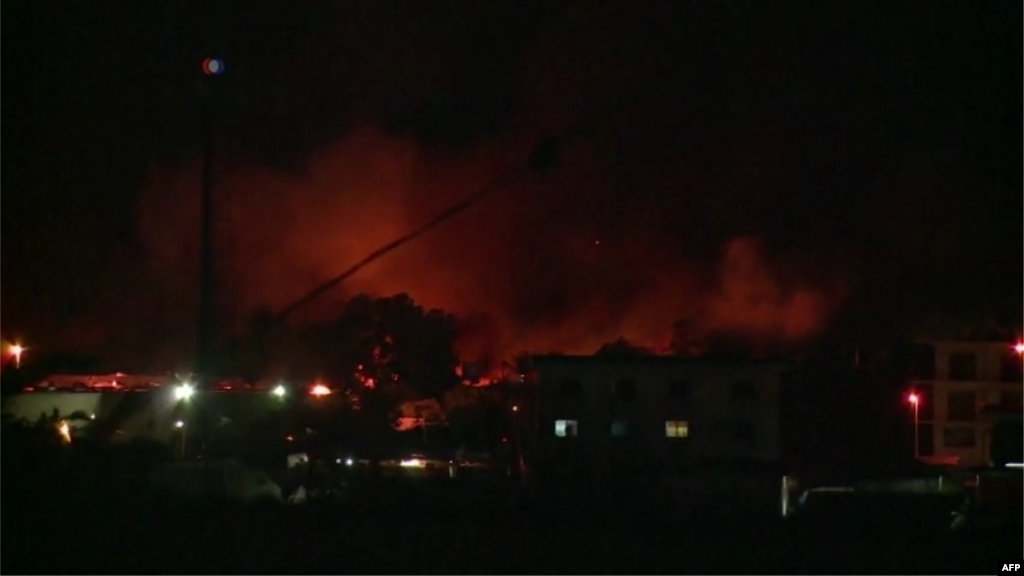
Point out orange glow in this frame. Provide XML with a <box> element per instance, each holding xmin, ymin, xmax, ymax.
<box><xmin>57</xmin><ymin>420</ymin><xmax>72</xmax><ymax>444</ymax></box>
<box><xmin>8</xmin><ymin>343</ymin><xmax>25</xmax><ymax>367</ymax></box>
<box><xmin>137</xmin><ymin>130</ymin><xmax>845</xmax><ymax>364</ymax></box>
<box><xmin>310</xmin><ymin>383</ymin><xmax>332</xmax><ymax>397</ymax></box>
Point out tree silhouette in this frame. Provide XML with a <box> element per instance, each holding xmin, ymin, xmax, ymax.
<box><xmin>295</xmin><ymin>293</ymin><xmax>460</xmax><ymax>434</ymax></box>
<box><xmin>595</xmin><ymin>337</ymin><xmax>652</xmax><ymax>358</ymax></box>
<box><xmin>331</xmin><ymin>293</ymin><xmax>460</xmax><ymax>399</ymax></box>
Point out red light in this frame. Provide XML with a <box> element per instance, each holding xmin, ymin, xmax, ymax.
<box><xmin>907</xmin><ymin>393</ymin><xmax>920</xmax><ymax>405</ymax></box>
<box><xmin>310</xmin><ymin>384</ymin><xmax>332</xmax><ymax>397</ymax></box>
<box><xmin>1014</xmin><ymin>343</ymin><xmax>1024</xmax><ymax>355</ymax></box>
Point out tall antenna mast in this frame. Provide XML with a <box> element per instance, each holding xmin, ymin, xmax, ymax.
<box><xmin>196</xmin><ymin>57</ymin><xmax>227</xmax><ymax>383</ymax></box>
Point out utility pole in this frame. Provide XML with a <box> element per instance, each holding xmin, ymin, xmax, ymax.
<box><xmin>196</xmin><ymin>57</ymin><xmax>226</xmax><ymax>385</ymax></box>
<box><xmin>193</xmin><ymin>56</ymin><xmax>226</xmax><ymax>459</ymax></box>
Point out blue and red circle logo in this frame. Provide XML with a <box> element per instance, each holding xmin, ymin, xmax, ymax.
<box><xmin>201</xmin><ymin>58</ymin><xmax>225</xmax><ymax>76</ymax></box>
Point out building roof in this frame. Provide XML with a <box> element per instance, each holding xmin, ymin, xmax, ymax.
<box><xmin>527</xmin><ymin>354</ymin><xmax>791</xmax><ymax>368</ymax></box>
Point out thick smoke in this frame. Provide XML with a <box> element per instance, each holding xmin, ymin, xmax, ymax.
<box><xmin>137</xmin><ymin>127</ymin><xmax>844</xmax><ymax>364</ymax></box>
<box><xmin>133</xmin><ymin>3</ymin><xmax>849</xmax><ymax>366</ymax></box>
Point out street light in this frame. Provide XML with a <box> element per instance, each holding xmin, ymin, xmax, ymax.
<box><xmin>8</xmin><ymin>343</ymin><xmax>25</xmax><ymax>368</ymax></box>
<box><xmin>310</xmin><ymin>383</ymin><xmax>331</xmax><ymax>397</ymax></box>
<box><xmin>907</xmin><ymin>392</ymin><xmax>920</xmax><ymax>460</ymax></box>
<box><xmin>175</xmin><ymin>420</ymin><xmax>186</xmax><ymax>458</ymax></box>
<box><xmin>1013</xmin><ymin>342</ymin><xmax>1024</xmax><ymax>355</ymax></box>
<box><xmin>272</xmin><ymin>384</ymin><xmax>287</xmax><ymax>398</ymax></box>
<box><xmin>174</xmin><ymin>383</ymin><xmax>195</xmax><ymax>401</ymax></box>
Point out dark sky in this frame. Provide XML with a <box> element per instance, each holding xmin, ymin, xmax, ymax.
<box><xmin>3</xmin><ymin>1</ymin><xmax>1022</xmax><ymax>368</ymax></box>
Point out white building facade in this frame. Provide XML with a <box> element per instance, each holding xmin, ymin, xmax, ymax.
<box><xmin>912</xmin><ymin>341</ymin><xmax>1023</xmax><ymax>467</ymax></box>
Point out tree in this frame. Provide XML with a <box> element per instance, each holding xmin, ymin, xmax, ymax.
<box><xmin>333</xmin><ymin>293</ymin><xmax>460</xmax><ymax>398</ymax></box>
<box><xmin>595</xmin><ymin>337</ymin><xmax>653</xmax><ymax>358</ymax></box>
<box><xmin>296</xmin><ymin>293</ymin><xmax>460</xmax><ymax>435</ymax></box>
<box><xmin>442</xmin><ymin>385</ymin><xmax>504</xmax><ymax>449</ymax></box>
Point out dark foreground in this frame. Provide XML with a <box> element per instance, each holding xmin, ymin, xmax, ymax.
<box><xmin>4</xmin><ymin>487</ymin><xmax>1020</xmax><ymax>574</ymax></box>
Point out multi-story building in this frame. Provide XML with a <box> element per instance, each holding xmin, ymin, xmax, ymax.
<box><xmin>527</xmin><ymin>355</ymin><xmax>790</xmax><ymax>469</ymax></box>
<box><xmin>911</xmin><ymin>341</ymin><xmax>1023</xmax><ymax>467</ymax></box>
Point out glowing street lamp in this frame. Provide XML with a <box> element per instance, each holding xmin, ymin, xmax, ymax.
<box><xmin>9</xmin><ymin>343</ymin><xmax>25</xmax><ymax>368</ymax></box>
<box><xmin>174</xmin><ymin>383</ymin><xmax>195</xmax><ymax>401</ymax></box>
<box><xmin>174</xmin><ymin>420</ymin><xmax>187</xmax><ymax>458</ymax></box>
<box><xmin>1013</xmin><ymin>343</ymin><xmax>1024</xmax><ymax>356</ymax></box>
<box><xmin>272</xmin><ymin>384</ymin><xmax>287</xmax><ymax>398</ymax></box>
<box><xmin>907</xmin><ymin>392</ymin><xmax>921</xmax><ymax>460</ymax></box>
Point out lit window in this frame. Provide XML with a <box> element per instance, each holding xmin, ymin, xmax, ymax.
<box><xmin>554</xmin><ymin>419</ymin><xmax>578</xmax><ymax>437</ymax></box>
<box><xmin>665</xmin><ymin>420</ymin><xmax>689</xmax><ymax>438</ymax></box>
<box><xmin>611</xmin><ymin>420</ymin><xmax>628</xmax><ymax>436</ymax></box>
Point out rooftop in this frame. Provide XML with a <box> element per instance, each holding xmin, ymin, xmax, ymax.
<box><xmin>527</xmin><ymin>354</ymin><xmax>791</xmax><ymax>367</ymax></box>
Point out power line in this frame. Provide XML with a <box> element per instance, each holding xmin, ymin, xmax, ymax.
<box><xmin>274</xmin><ymin>86</ymin><xmax>649</xmax><ymax>323</ymax></box>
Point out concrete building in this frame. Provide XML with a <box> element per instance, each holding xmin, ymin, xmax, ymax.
<box><xmin>528</xmin><ymin>355</ymin><xmax>791</xmax><ymax>469</ymax></box>
<box><xmin>911</xmin><ymin>341</ymin><xmax>1023</xmax><ymax>467</ymax></box>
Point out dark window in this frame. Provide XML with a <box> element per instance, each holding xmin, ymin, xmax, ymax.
<box><xmin>948</xmin><ymin>352</ymin><xmax>977</xmax><ymax>381</ymax></box>
<box><xmin>1000</xmin><ymin>390</ymin><xmax>1023</xmax><ymax>408</ymax></box>
<box><xmin>666</xmin><ymin>379</ymin><xmax>693</xmax><ymax>400</ymax></box>
<box><xmin>730</xmin><ymin>380</ymin><xmax>758</xmax><ymax>402</ymax></box>
<box><xmin>946</xmin><ymin>391</ymin><xmax>977</xmax><ymax>422</ymax></box>
<box><xmin>1000</xmin><ymin>354</ymin><xmax>1023</xmax><ymax>383</ymax></box>
<box><xmin>730</xmin><ymin>420</ymin><xmax>756</xmax><ymax>448</ymax></box>
<box><xmin>611</xmin><ymin>420</ymin><xmax>629</xmax><ymax>437</ymax></box>
<box><xmin>558</xmin><ymin>379</ymin><xmax>582</xmax><ymax>397</ymax></box>
<box><xmin>614</xmin><ymin>380</ymin><xmax>638</xmax><ymax>401</ymax></box>
<box><xmin>942</xmin><ymin>426</ymin><xmax>976</xmax><ymax>449</ymax></box>
<box><xmin>918</xmin><ymin>423</ymin><xmax>935</xmax><ymax>456</ymax></box>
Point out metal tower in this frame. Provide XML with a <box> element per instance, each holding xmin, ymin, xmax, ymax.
<box><xmin>196</xmin><ymin>57</ymin><xmax>227</xmax><ymax>383</ymax></box>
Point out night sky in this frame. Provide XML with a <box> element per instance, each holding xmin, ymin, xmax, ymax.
<box><xmin>3</xmin><ymin>2</ymin><xmax>1021</xmax><ymax>368</ymax></box>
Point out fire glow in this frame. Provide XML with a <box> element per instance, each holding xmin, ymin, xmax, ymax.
<box><xmin>138</xmin><ymin>129</ymin><xmax>845</xmax><ymax>365</ymax></box>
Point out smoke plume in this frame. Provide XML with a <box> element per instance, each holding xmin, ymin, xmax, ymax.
<box><xmin>137</xmin><ymin>127</ymin><xmax>845</xmax><ymax>364</ymax></box>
